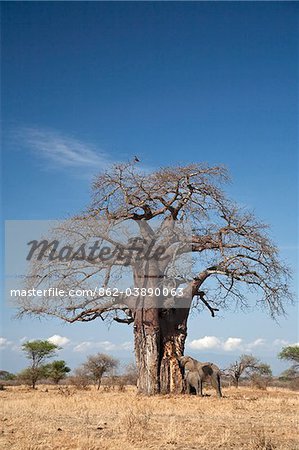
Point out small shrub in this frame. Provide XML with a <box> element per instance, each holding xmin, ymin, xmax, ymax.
<box><xmin>250</xmin><ymin>374</ymin><xmax>271</xmax><ymax>390</ymax></box>
<box><xmin>251</xmin><ymin>428</ymin><xmax>276</xmax><ymax>449</ymax></box>
<box><xmin>123</xmin><ymin>363</ymin><xmax>138</xmax><ymax>385</ymax></box>
<box><xmin>69</xmin><ymin>377</ymin><xmax>90</xmax><ymax>390</ymax></box>
<box><xmin>69</xmin><ymin>368</ymin><xmax>90</xmax><ymax>390</ymax></box>
<box><xmin>108</xmin><ymin>375</ymin><xmax>126</xmax><ymax>391</ymax></box>
<box><xmin>104</xmin><ymin>375</ymin><xmax>125</xmax><ymax>390</ymax></box>
<box><xmin>117</xmin><ymin>380</ymin><xmax>126</xmax><ymax>392</ymax></box>
<box><xmin>122</xmin><ymin>407</ymin><xmax>152</xmax><ymax>442</ymax></box>
<box><xmin>57</xmin><ymin>386</ymin><xmax>74</xmax><ymax>396</ymax></box>
<box><xmin>103</xmin><ymin>385</ymin><xmax>111</xmax><ymax>392</ymax></box>
<box><xmin>289</xmin><ymin>377</ymin><xmax>299</xmax><ymax>391</ymax></box>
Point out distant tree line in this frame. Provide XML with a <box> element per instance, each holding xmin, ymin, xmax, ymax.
<box><xmin>0</xmin><ymin>340</ymin><xmax>298</xmax><ymax>391</ymax></box>
<box><xmin>0</xmin><ymin>339</ymin><xmax>136</xmax><ymax>390</ymax></box>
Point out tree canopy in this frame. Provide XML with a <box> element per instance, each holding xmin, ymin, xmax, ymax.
<box><xmin>18</xmin><ymin>163</ymin><xmax>292</xmax><ymax>322</ymax></box>
<box><xmin>45</xmin><ymin>360</ymin><xmax>71</xmax><ymax>384</ymax></box>
<box><xmin>16</xmin><ymin>163</ymin><xmax>293</xmax><ymax>394</ymax></box>
<box><xmin>278</xmin><ymin>345</ymin><xmax>299</xmax><ymax>380</ymax></box>
<box><xmin>20</xmin><ymin>340</ymin><xmax>59</xmax><ymax>388</ymax></box>
<box><xmin>22</xmin><ymin>340</ymin><xmax>59</xmax><ymax>367</ymax></box>
<box><xmin>227</xmin><ymin>354</ymin><xmax>272</xmax><ymax>387</ymax></box>
<box><xmin>278</xmin><ymin>345</ymin><xmax>299</xmax><ymax>366</ymax></box>
<box><xmin>82</xmin><ymin>353</ymin><xmax>119</xmax><ymax>389</ymax></box>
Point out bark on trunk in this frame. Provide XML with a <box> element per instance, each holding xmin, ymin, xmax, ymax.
<box><xmin>159</xmin><ymin>307</ymin><xmax>189</xmax><ymax>394</ymax></box>
<box><xmin>132</xmin><ymin>254</ymin><xmax>192</xmax><ymax>395</ymax></box>
<box><xmin>134</xmin><ymin>308</ymin><xmax>160</xmax><ymax>394</ymax></box>
<box><xmin>134</xmin><ymin>306</ymin><xmax>190</xmax><ymax>395</ymax></box>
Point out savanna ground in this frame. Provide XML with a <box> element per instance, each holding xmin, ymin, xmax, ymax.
<box><xmin>0</xmin><ymin>385</ymin><xmax>298</xmax><ymax>450</ymax></box>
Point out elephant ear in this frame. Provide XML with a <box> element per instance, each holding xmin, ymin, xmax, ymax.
<box><xmin>201</xmin><ymin>365</ymin><xmax>213</xmax><ymax>376</ymax></box>
<box><xmin>178</xmin><ymin>356</ymin><xmax>185</xmax><ymax>367</ymax></box>
<box><xmin>179</xmin><ymin>356</ymin><xmax>191</xmax><ymax>366</ymax></box>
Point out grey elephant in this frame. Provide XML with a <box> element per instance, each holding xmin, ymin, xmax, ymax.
<box><xmin>179</xmin><ymin>355</ymin><xmax>222</xmax><ymax>397</ymax></box>
<box><xmin>184</xmin><ymin>370</ymin><xmax>202</xmax><ymax>395</ymax></box>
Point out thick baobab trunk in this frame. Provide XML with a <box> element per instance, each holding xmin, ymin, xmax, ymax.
<box><xmin>134</xmin><ymin>307</ymin><xmax>190</xmax><ymax>395</ymax></box>
<box><xmin>159</xmin><ymin>308</ymin><xmax>189</xmax><ymax>394</ymax></box>
<box><xmin>134</xmin><ymin>308</ymin><xmax>160</xmax><ymax>394</ymax></box>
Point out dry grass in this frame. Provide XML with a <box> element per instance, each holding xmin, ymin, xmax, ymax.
<box><xmin>0</xmin><ymin>385</ymin><xmax>298</xmax><ymax>449</ymax></box>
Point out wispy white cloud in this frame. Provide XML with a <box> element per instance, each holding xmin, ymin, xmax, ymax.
<box><xmin>246</xmin><ymin>338</ymin><xmax>266</xmax><ymax>350</ymax></box>
<box><xmin>222</xmin><ymin>337</ymin><xmax>243</xmax><ymax>351</ymax></box>
<box><xmin>9</xmin><ymin>337</ymin><xmax>27</xmax><ymax>352</ymax></box>
<box><xmin>120</xmin><ymin>342</ymin><xmax>133</xmax><ymax>351</ymax></box>
<box><xmin>73</xmin><ymin>340</ymin><xmax>132</xmax><ymax>353</ymax></box>
<box><xmin>1</xmin><ymin>336</ymin><xmax>133</xmax><ymax>354</ymax></box>
<box><xmin>187</xmin><ymin>336</ymin><xmax>273</xmax><ymax>353</ymax></box>
<box><xmin>188</xmin><ymin>336</ymin><xmax>243</xmax><ymax>352</ymax></box>
<box><xmin>273</xmin><ymin>339</ymin><xmax>289</xmax><ymax>347</ymax></box>
<box><xmin>19</xmin><ymin>127</ymin><xmax>112</xmax><ymax>170</ymax></box>
<box><xmin>47</xmin><ymin>335</ymin><xmax>70</xmax><ymax>347</ymax></box>
<box><xmin>0</xmin><ymin>337</ymin><xmax>13</xmax><ymax>350</ymax></box>
<box><xmin>188</xmin><ymin>336</ymin><xmax>221</xmax><ymax>350</ymax></box>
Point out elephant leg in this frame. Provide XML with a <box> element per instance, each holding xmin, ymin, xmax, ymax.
<box><xmin>211</xmin><ymin>376</ymin><xmax>217</xmax><ymax>394</ymax></box>
<box><xmin>216</xmin><ymin>374</ymin><xmax>222</xmax><ymax>397</ymax></box>
<box><xmin>186</xmin><ymin>382</ymin><xmax>191</xmax><ymax>394</ymax></box>
<box><xmin>211</xmin><ymin>375</ymin><xmax>222</xmax><ymax>397</ymax></box>
<box><xmin>183</xmin><ymin>378</ymin><xmax>187</xmax><ymax>393</ymax></box>
<box><xmin>199</xmin><ymin>379</ymin><xmax>203</xmax><ymax>396</ymax></box>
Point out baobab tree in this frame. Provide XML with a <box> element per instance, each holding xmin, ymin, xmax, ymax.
<box><xmin>16</xmin><ymin>163</ymin><xmax>292</xmax><ymax>395</ymax></box>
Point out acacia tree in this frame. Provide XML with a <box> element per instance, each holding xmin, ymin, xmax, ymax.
<box><xmin>45</xmin><ymin>360</ymin><xmax>71</xmax><ymax>384</ymax></box>
<box><xmin>278</xmin><ymin>345</ymin><xmax>299</xmax><ymax>367</ymax></box>
<box><xmin>17</xmin><ymin>163</ymin><xmax>292</xmax><ymax>395</ymax></box>
<box><xmin>0</xmin><ymin>371</ymin><xmax>15</xmax><ymax>381</ymax></box>
<box><xmin>227</xmin><ymin>355</ymin><xmax>272</xmax><ymax>387</ymax></box>
<box><xmin>20</xmin><ymin>340</ymin><xmax>58</xmax><ymax>388</ymax></box>
<box><xmin>278</xmin><ymin>345</ymin><xmax>299</xmax><ymax>378</ymax></box>
<box><xmin>82</xmin><ymin>353</ymin><xmax>119</xmax><ymax>390</ymax></box>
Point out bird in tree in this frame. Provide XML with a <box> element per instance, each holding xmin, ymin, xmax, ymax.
<box><xmin>17</xmin><ymin>163</ymin><xmax>292</xmax><ymax>395</ymax></box>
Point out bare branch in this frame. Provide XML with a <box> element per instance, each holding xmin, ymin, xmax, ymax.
<box><xmin>16</xmin><ymin>162</ymin><xmax>292</xmax><ymax>322</ymax></box>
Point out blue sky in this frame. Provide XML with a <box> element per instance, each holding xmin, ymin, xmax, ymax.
<box><xmin>1</xmin><ymin>2</ymin><xmax>298</xmax><ymax>374</ymax></box>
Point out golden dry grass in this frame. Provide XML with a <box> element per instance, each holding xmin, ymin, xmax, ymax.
<box><xmin>0</xmin><ymin>385</ymin><xmax>298</xmax><ymax>450</ymax></box>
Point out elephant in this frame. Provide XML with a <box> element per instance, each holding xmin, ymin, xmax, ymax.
<box><xmin>185</xmin><ymin>370</ymin><xmax>202</xmax><ymax>395</ymax></box>
<box><xmin>179</xmin><ymin>355</ymin><xmax>222</xmax><ymax>397</ymax></box>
